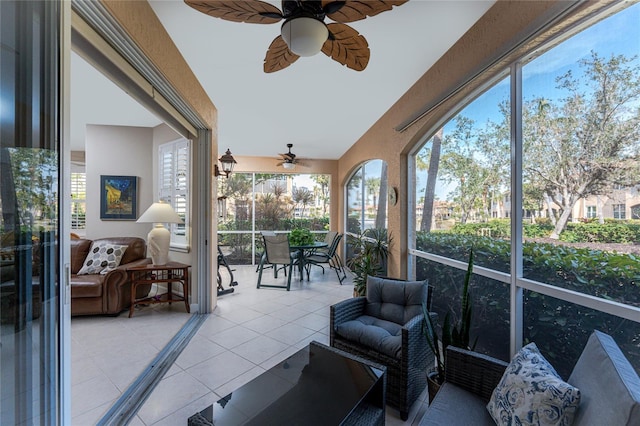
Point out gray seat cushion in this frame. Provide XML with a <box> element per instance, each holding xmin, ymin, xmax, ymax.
<box><xmin>568</xmin><ymin>330</ymin><xmax>640</xmax><ymax>425</ymax></box>
<box><xmin>335</xmin><ymin>315</ymin><xmax>403</xmax><ymax>358</ymax></box>
<box><xmin>365</xmin><ymin>276</ymin><xmax>428</xmax><ymax>324</ymax></box>
<box><xmin>419</xmin><ymin>382</ymin><xmax>495</xmax><ymax>426</ymax></box>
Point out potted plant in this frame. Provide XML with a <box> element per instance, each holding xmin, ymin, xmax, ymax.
<box><xmin>288</xmin><ymin>228</ymin><xmax>314</xmax><ymax>246</ymax></box>
<box><xmin>422</xmin><ymin>249</ymin><xmax>478</xmax><ymax>402</ymax></box>
<box><xmin>346</xmin><ymin>228</ymin><xmax>392</xmax><ymax>296</ymax></box>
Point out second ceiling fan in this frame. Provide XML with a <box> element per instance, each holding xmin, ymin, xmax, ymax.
<box><xmin>184</xmin><ymin>0</ymin><xmax>408</xmax><ymax>73</ymax></box>
<box><xmin>277</xmin><ymin>144</ymin><xmax>308</xmax><ymax>169</ymax></box>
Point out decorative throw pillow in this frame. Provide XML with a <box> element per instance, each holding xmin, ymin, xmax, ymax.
<box><xmin>77</xmin><ymin>242</ymin><xmax>128</xmax><ymax>275</ymax></box>
<box><xmin>487</xmin><ymin>342</ymin><xmax>581</xmax><ymax>426</ymax></box>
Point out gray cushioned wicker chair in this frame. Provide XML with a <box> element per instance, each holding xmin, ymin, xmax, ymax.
<box><xmin>418</xmin><ymin>330</ymin><xmax>640</xmax><ymax>425</ymax></box>
<box><xmin>330</xmin><ymin>276</ymin><xmax>434</xmax><ymax>420</ymax></box>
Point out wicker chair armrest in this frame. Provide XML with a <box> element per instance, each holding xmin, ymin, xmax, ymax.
<box><xmin>330</xmin><ymin>297</ymin><xmax>366</xmax><ymax>345</ymax></box>
<box><xmin>330</xmin><ymin>297</ymin><xmax>366</xmax><ymax>326</ymax></box>
<box><xmin>444</xmin><ymin>346</ymin><xmax>508</xmax><ymax>402</ymax></box>
<box><xmin>403</xmin><ymin>314</ymin><xmax>429</xmax><ymax>363</ymax></box>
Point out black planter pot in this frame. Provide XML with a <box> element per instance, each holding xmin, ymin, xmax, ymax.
<box><xmin>427</xmin><ymin>371</ymin><xmax>442</xmax><ymax>404</ymax></box>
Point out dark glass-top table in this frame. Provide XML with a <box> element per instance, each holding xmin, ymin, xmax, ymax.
<box><xmin>290</xmin><ymin>241</ymin><xmax>328</xmax><ymax>281</ymax></box>
<box><xmin>188</xmin><ymin>341</ymin><xmax>386</xmax><ymax>426</ymax></box>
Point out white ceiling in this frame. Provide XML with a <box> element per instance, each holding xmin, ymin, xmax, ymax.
<box><xmin>71</xmin><ymin>0</ymin><xmax>495</xmax><ymax>161</ymax></box>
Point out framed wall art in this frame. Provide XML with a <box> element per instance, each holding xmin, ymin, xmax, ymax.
<box><xmin>100</xmin><ymin>175</ymin><xmax>138</xmax><ymax>220</ymax></box>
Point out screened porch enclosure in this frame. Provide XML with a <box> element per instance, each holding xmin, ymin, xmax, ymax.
<box><xmin>217</xmin><ymin>172</ymin><xmax>332</xmax><ymax>265</ymax></box>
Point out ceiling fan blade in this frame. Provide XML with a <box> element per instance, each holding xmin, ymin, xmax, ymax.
<box><xmin>264</xmin><ymin>36</ymin><xmax>300</xmax><ymax>73</ymax></box>
<box><xmin>278</xmin><ymin>153</ymin><xmax>296</xmax><ymax>161</ymax></box>
<box><xmin>322</xmin><ymin>0</ymin><xmax>407</xmax><ymax>23</ymax></box>
<box><xmin>321</xmin><ymin>23</ymin><xmax>369</xmax><ymax>71</ymax></box>
<box><xmin>184</xmin><ymin>0</ymin><xmax>283</xmax><ymax>24</ymax></box>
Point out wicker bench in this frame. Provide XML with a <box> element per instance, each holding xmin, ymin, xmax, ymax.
<box><xmin>418</xmin><ymin>330</ymin><xmax>640</xmax><ymax>425</ymax></box>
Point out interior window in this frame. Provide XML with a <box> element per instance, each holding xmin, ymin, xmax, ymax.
<box><xmin>158</xmin><ymin>138</ymin><xmax>190</xmax><ymax>250</ymax></box>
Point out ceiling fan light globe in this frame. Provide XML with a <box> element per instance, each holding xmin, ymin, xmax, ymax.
<box><xmin>281</xmin><ymin>17</ymin><xmax>328</xmax><ymax>57</ymax></box>
<box><xmin>282</xmin><ymin>161</ymin><xmax>296</xmax><ymax>170</ymax></box>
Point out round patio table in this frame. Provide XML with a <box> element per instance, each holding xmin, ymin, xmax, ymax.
<box><xmin>290</xmin><ymin>241</ymin><xmax>328</xmax><ymax>281</ymax></box>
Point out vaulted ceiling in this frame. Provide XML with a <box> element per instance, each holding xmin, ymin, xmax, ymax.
<box><xmin>70</xmin><ymin>1</ymin><xmax>495</xmax><ymax>163</ymax></box>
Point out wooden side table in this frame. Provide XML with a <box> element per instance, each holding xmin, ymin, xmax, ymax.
<box><xmin>127</xmin><ymin>261</ymin><xmax>190</xmax><ymax>318</ymax></box>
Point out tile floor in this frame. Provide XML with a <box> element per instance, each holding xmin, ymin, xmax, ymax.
<box><xmin>71</xmin><ymin>265</ymin><xmax>430</xmax><ymax>425</ymax></box>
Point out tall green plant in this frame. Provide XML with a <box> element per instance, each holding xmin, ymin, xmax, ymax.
<box><xmin>347</xmin><ymin>228</ymin><xmax>391</xmax><ymax>296</ymax></box>
<box><xmin>422</xmin><ymin>249</ymin><xmax>478</xmax><ymax>382</ymax></box>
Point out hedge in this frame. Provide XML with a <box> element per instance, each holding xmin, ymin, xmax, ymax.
<box><xmin>449</xmin><ymin>219</ymin><xmax>640</xmax><ymax>243</ymax></box>
<box><xmin>416</xmin><ymin>232</ymin><xmax>640</xmax><ymax>377</ymax></box>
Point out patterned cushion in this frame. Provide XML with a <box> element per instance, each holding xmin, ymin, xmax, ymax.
<box><xmin>77</xmin><ymin>242</ymin><xmax>128</xmax><ymax>275</ymax></box>
<box><xmin>487</xmin><ymin>342</ymin><xmax>581</xmax><ymax>426</ymax></box>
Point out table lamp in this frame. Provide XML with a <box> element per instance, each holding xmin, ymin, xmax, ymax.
<box><xmin>137</xmin><ymin>201</ymin><xmax>183</xmax><ymax>265</ymax></box>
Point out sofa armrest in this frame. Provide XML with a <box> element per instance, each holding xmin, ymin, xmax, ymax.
<box><xmin>444</xmin><ymin>346</ymin><xmax>508</xmax><ymax>402</ymax></box>
<box><xmin>330</xmin><ymin>297</ymin><xmax>366</xmax><ymax>344</ymax></box>
<box><xmin>102</xmin><ymin>258</ymin><xmax>152</xmax><ymax>312</ymax></box>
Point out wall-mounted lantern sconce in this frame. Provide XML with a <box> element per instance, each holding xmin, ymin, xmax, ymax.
<box><xmin>215</xmin><ymin>148</ymin><xmax>237</xmax><ymax>178</ymax></box>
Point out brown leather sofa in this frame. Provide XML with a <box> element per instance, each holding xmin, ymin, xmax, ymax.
<box><xmin>71</xmin><ymin>237</ymin><xmax>151</xmax><ymax>316</ymax></box>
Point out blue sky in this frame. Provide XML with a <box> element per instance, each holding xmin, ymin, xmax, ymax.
<box><xmin>414</xmin><ymin>3</ymin><xmax>640</xmax><ymax>198</ymax></box>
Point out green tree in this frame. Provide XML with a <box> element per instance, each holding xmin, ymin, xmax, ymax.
<box><xmin>418</xmin><ymin>128</ymin><xmax>443</xmax><ymax>232</ymax></box>
<box><xmin>523</xmin><ymin>52</ymin><xmax>640</xmax><ymax>238</ymax></box>
<box><xmin>292</xmin><ymin>186</ymin><xmax>314</xmax><ymax>218</ymax></box>
<box><xmin>365</xmin><ymin>177</ymin><xmax>381</xmax><ymax>210</ymax></box>
<box><xmin>310</xmin><ymin>174</ymin><xmax>330</xmax><ymax>216</ymax></box>
<box><xmin>438</xmin><ymin>117</ymin><xmax>493</xmax><ymax>224</ymax></box>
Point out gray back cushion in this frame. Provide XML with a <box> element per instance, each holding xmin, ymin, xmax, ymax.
<box><xmin>568</xmin><ymin>330</ymin><xmax>640</xmax><ymax>425</ymax></box>
<box><xmin>365</xmin><ymin>276</ymin><xmax>428</xmax><ymax>325</ymax></box>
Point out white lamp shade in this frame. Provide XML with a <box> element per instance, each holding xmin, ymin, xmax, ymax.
<box><xmin>281</xmin><ymin>17</ymin><xmax>328</xmax><ymax>57</ymax></box>
<box><xmin>137</xmin><ymin>201</ymin><xmax>183</xmax><ymax>224</ymax></box>
<box><xmin>137</xmin><ymin>202</ymin><xmax>183</xmax><ymax>265</ymax></box>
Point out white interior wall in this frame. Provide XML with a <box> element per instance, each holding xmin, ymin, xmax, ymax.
<box><xmin>85</xmin><ymin>124</ymin><xmax>153</xmax><ymax>239</ymax></box>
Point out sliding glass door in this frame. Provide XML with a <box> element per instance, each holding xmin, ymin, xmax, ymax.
<box><xmin>0</xmin><ymin>1</ymin><xmax>63</xmax><ymax>424</ymax></box>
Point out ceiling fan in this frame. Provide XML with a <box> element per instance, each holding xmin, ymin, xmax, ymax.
<box><xmin>277</xmin><ymin>144</ymin><xmax>308</xmax><ymax>169</ymax></box>
<box><xmin>184</xmin><ymin>0</ymin><xmax>408</xmax><ymax>73</ymax></box>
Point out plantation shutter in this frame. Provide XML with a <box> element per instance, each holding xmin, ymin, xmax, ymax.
<box><xmin>70</xmin><ymin>172</ymin><xmax>86</xmax><ymax>230</ymax></box>
<box><xmin>158</xmin><ymin>138</ymin><xmax>190</xmax><ymax>250</ymax></box>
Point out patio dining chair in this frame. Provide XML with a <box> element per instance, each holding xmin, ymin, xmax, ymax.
<box><xmin>305</xmin><ymin>233</ymin><xmax>347</xmax><ymax>283</ymax></box>
<box><xmin>255</xmin><ymin>231</ymin><xmax>276</xmax><ymax>272</ymax></box>
<box><xmin>257</xmin><ymin>233</ymin><xmax>299</xmax><ymax>291</ymax></box>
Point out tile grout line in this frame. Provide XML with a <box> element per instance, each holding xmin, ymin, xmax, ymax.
<box><xmin>96</xmin><ymin>313</ymin><xmax>208</xmax><ymax>426</ymax></box>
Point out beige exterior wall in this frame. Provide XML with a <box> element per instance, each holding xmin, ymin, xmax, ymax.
<box><xmin>337</xmin><ymin>0</ymin><xmax>613</xmax><ymax>278</ymax></box>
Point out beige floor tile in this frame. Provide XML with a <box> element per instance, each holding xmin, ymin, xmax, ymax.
<box><xmin>70</xmin><ymin>376</ymin><xmax>120</xmax><ymax>418</ymax></box>
<box><xmin>265</xmin><ymin>322</ymin><xmax>316</xmax><ymax>346</ymax></box>
<box><xmin>136</xmin><ymin>371</ymin><xmax>211</xmax><ymax>425</ymax></box>
<box><xmin>213</xmin><ymin>365</ymin><xmax>266</xmax><ymax>398</ymax></box>
<box><xmin>174</xmin><ymin>335</ymin><xmax>226</xmax><ymax>370</ymax></box>
<box><xmin>145</xmin><ymin>392</ymin><xmax>217</xmax><ymax>426</ymax></box>
<box><xmin>295</xmin><ymin>312</ymin><xmax>330</xmax><ymax>331</ymax></box>
<box><xmin>70</xmin><ymin>400</ymin><xmax>114</xmax><ymax>426</ymax></box>
<box><xmin>73</xmin><ymin>264</ymin><xmax>367</xmax><ymax>424</ymax></box>
<box><xmin>206</xmin><ymin>325</ymin><xmax>259</xmax><ymax>349</ymax></box>
<box><xmin>268</xmin><ymin>305</ymin><xmax>309</xmax><ymax>322</ymax></box>
<box><xmin>241</xmin><ymin>314</ymin><xmax>288</xmax><ymax>334</ymax></box>
<box><xmin>231</xmin><ymin>335</ymin><xmax>290</xmax><ymax>364</ymax></box>
<box><xmin>186</xmin><ymin>350</ymin><xmax>256</xmax><ymax>392</ymax></box>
